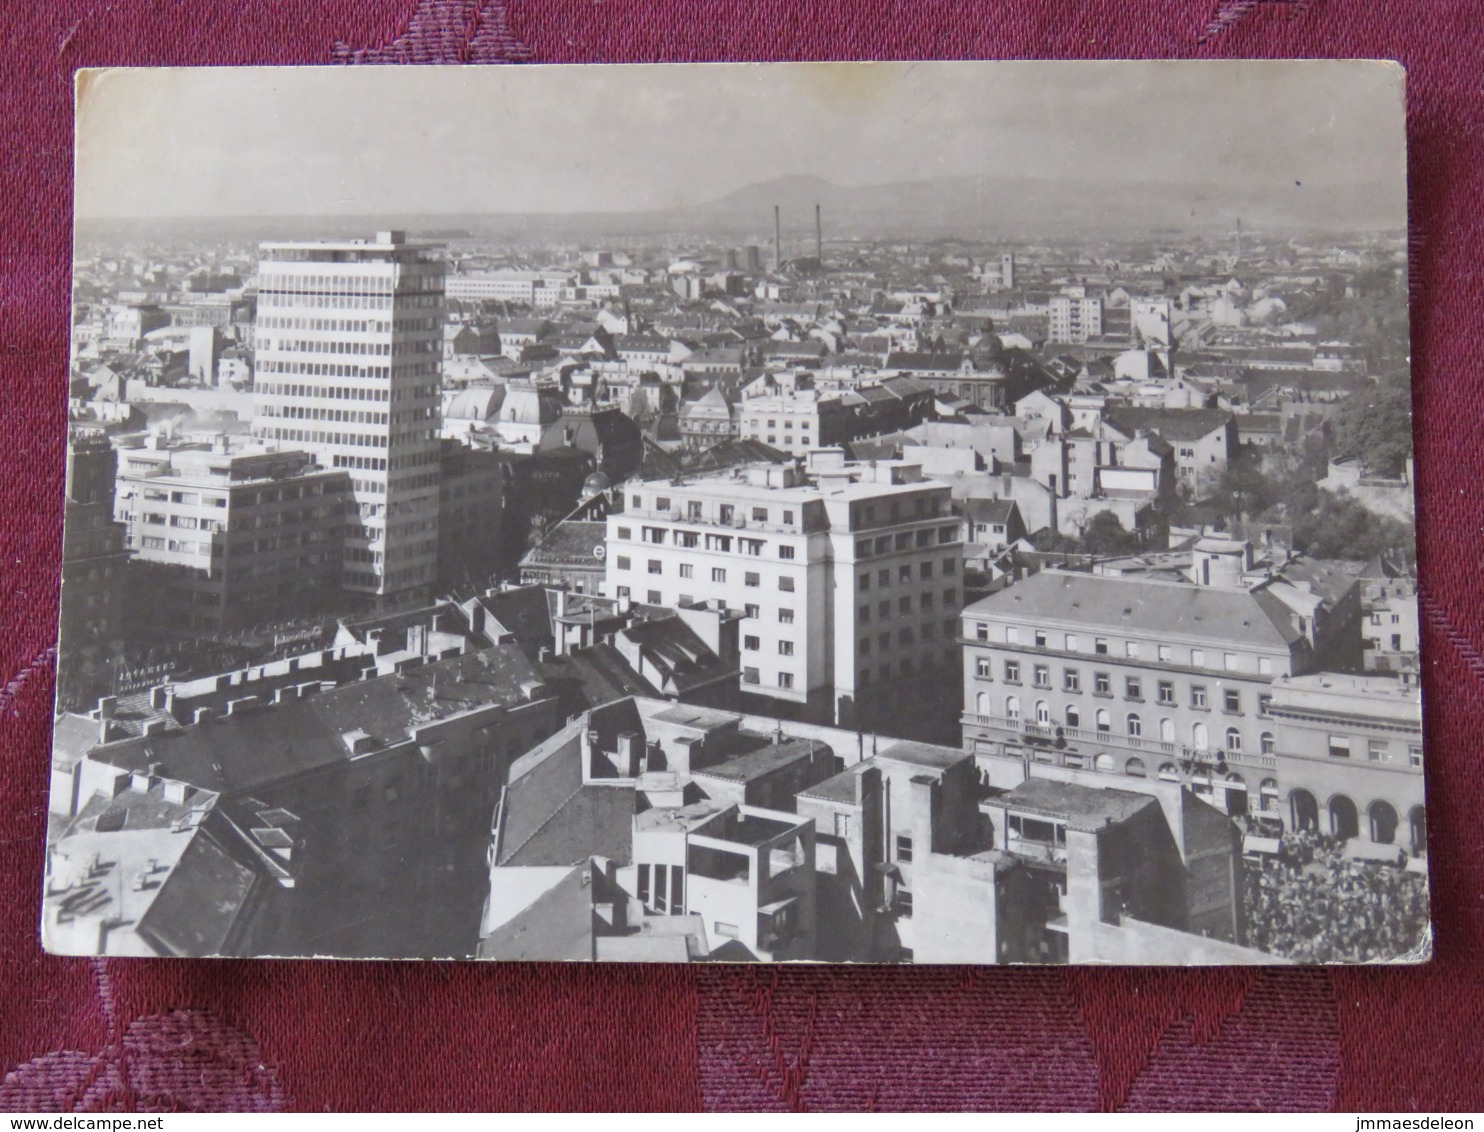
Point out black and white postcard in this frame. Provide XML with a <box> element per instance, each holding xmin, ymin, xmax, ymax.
<box><xmin>48</xmin><ymin>60</ymin><xmax>1427</xmax><ymax>963</ymax></box>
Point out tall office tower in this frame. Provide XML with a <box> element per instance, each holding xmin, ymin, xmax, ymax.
<box><xmin>253</xmin><ymin>231</ymin><xmax>445</xmax><ymax>604</ymax></box>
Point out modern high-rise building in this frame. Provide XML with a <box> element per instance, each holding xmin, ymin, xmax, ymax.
<box><xmin>252</xmin><ymin>231</ymin><xmax>445</xmax><ymax>603</ymax></box>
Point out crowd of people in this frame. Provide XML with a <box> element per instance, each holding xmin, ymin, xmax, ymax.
<box><xmin>1242</xmin><ymin>828</ymin><xmax>1430</xmax><ymax>963</ymax></box>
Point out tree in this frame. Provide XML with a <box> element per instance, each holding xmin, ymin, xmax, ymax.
<box><xmin>1291</xmin><ymin>490</ymin><xmax>1415</xmax><ymax>560</ymax></box>
<box><xmin>1080</xmin><ymin>510</ymin><xmax>1142</xmax><ymax>556</ymax></box>
<box><xmin>1330</xmin><ymin>377</ymin><xmax>1414</xmax><ymax>478</ymax></box>
<box><xmin>1210</xmin><ymin>449</ymin><xmax>1279</xmax><ymax>525</ymax></box>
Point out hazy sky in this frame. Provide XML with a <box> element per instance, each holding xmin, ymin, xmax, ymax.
<box><xmin>74</xmin><ymin>60</ymin><xmax>1406</xmax><ymax>219</ymax></box>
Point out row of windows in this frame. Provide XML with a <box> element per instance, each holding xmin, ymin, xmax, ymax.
<box><xmin>971</xmin><ymin>624</ymin><xmax>1277</xmax><ymax>675</ymax></box>
<box><xmin>259</xmin><ymin>404</ymin><xmax>390</xmax><ymax>425</ymax></box>
<box><xmin>612</xmin><ymin>558</ymin><xmax>797</xmax><ymax>591</ymax></box>
<box><xmin>860</xmin><ymin>560</ymin><xmax>957</xmax><ymax>589</ymax></box>
<box><xmin>742</xmin><ymin>668</ymin><xmax>795</xmax><ymax>690</ymax></box>
<box><xmin>257</xmin><ymin>315</ymin><xmax>437</xmax><ymax>332</ymax></box>
<box><xmin>858</xmin><ymin>652</ymin><xmax>957</xmax><ymax>685</ymax></box>
<box><xmin>743</xmin><ymin>637</ymin><xmax>795</xmax><ymax>656</ymax></box>
<box><xmin>859</xmin><ymin>623</ymin><xmax>959</xmax><ymax>653</ymax></box>
<box><xmin>257</xmin><ymin>380</ymin><xmax>438</xmax><ymax>403</ymax></box>
<box><xmin>855</xmin><ymin>528</ymin><xmax>959</xmax><ymax>557</ymax></box>
<box><xmin>616</xmin><ymin>526</ymin><xmax>799</xmax><ymax>559</ymax></box>
<box><xmin>989</xmin><ymin>694</ymin><xmax>1268</xmax><ymax>754</ymax></box>
<box><xmin>976</xmin><ymin>656</ymin><xmax>1268</xmax><ymax>713</ymax></box>
<box><xmin>626</xmin><ymin>498</ymin><xmax>799</xmax><ymax>527</ymax></box>
<box><xmin>859</xmin><ymin>594</ymin><xmax>959</xmax><ymax>621</ymax></box>
<box><xmin>257</xmin><ymin>359</ymin><xmax>439</xmax><ymax>380</ymax></box>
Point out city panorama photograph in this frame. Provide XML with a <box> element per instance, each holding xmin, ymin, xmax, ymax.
<box><xmin>47</xmin><ymin>60</ymin><xmax>1427</xmax><ymax>964</ymax></box>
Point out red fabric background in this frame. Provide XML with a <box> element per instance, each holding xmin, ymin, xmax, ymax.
<box><xmin>3</xmin><ymin>0</ymin><xmax>1483</xmax><ymax>1112</ymax></box>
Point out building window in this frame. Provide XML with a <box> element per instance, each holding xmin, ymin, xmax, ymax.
<box><xmin>1191</xmin><ymin>648</ymin><xmax>1205</xmax><ymax>667</ymax></box>
<box><xmin>1095</xmin><ymin>708</ymin><xmax>1111</xmax><ymax>733</ymax></box>
<box><xmin>1094</xmin><ymin>672</ymin><xmax>1111</xmax><ymax>696</ymax></box>
<box><xmin>976</xmin><ymin>657</ymin><xmax>993</xmax><ymax>678</ymax></box>
<box><xmin>1409</xmin><ymin>744</ymin><xmax>1422</xmax><ymax>767</ymax></box>
<box><xmin>744</xmin><ymin>635</ymin><xmax>760</xmax><ymax>651</ymax></box>
<box><xmin>1224</xmin><ymin>653</ymin><xmax>1238</xmax><ymax>671</ymax></box>
<box><xmin>743</xmin><ymin>667</ymin><xmax>759</xmax><ymax>684</ymax></box>
<box><xmin>712</xmin><ymin>567</ymin><xmax>726</xmax><ymax>583</ymax></box>
<box><xmin>648</xmin><ymin>560</ymin><xmax>662</xmax><ymax>574</ymax></box>
<box><xmin>1033</xmin><ymin>665</ymin><xmax>1051</xmax><ymax>689</ymax></box>
<box><xmin>647</xmin><ymin>591</ymin><xmax>661</xmax><ymax>605</ymax></box>
<box><xmin>779</xmin><ymin>609</ymin><xmax>794</xmax><ymax>624</ymax></box>
<box><xmin>1158</xmin><ymin>644</ymin><xmax>1172</xmax><ymax>662</ymax></box>
<box><xmin>1034</xmin><ymin>630</ymin><xmax>1048</xmax><ymax>647</ymax></box>
<box><xmin>1259</xmin><ymin>657</ymin><xmax>1273</xmax><ymax>675</ymax></box>
<box><xmin>779</xmin><ymin>577</ymin><xmax>795</xmax><ymax>592</ymax></box>
<box><xmin>1005</xmin><ymin>660</ymin><xmax>1021</xmax><ymax>684</ymax></box>
<box><xmin>879</xmin><ymin>569</ymin><xmax>891</xmax><ymax>587</ymax></box>
<box><xmin>1368</xmin><ymin>738</ymin><xmax>1389</xmax><ymax>762</ymax></box>
<box><xmin>899</xmin><ymin>597</ymin><xmax>913</xmax><ymax>615</ymax></box>
<box><xmin>896</xmin><ymin>835</ymin><xmax>913</xmax><ymax>863</ymax></box>
<box><xmin>1094</xmin><ymin>637</ymin><xmax>1108</xmax><ymax>655</ymax></box>
<box><xmin>615</xmin><ymin>556</ymin><xmax>631</xmax><ymax>570</ymax></box>
<box><xmin>1225</xmin><ymin>728</ymin><xmax>1242</xmax><ymax>753</ymax></box>
<box><xmin>860</xmin><ymin>573</ymin><xmax>871</xmax><ymax>590</ymax></box>
<box><xmin>859</xmin><ymin>605</ymin><xmax>871</xmax><ymax>623</ymax></box>
<box><xmin>1224</xmin><ymin>689</ymin><xmax>1241</xmax><ymax>713</ymax></box>
<box><xmin>1328</xmin><ymin>734</ymin><xmax>1351</xmax><ymax>759</ymax></box>
<box><xmin>1125</xmin><ymin>677</ymin><xmax>1142</xmax><ymax>701</ymax></box>
<box><xmin>779</xmin><ymin>641</ymin><xmax>794</xmax><ymax>657</ymax></box>
<box><xmin>1156</xmin><ymin>681</ymin><xmax>1175</xmax><ymax>705</ymax></box>
<box><xmin>1258</xmin><ymin>693</ymin><xmax>1272</xmax><ymax>717</ymax></box>
<box><xmin>1127</xmin><ymin>713</ymin><xmax>1142</xmax><ymax>737</ymax></box>
<box><xmin>1035</xmin><ymin>701</ymin><xmax>1051</xmax><ymax>725</ymax></box>
<box><xmin>779</xmin><ymin>545</ymin><xmax>795</xmax><ymax>560</ymax></box>
<box><xmin>1191</xmin><ymin>685</ymin><xmax>1208</xmax><ymax>709</ymax></box>
<box><xmin>975</xmin><ymin>623</ymin><xmax>989</xmax><ymax>641</ymax></box>
<box><xmin>744</xmin><ymin>603</ymin><xmax>760</xmax><ymax>619</ymax></box>
<box><xmin>879</xmin><ymin>602</ymin><xmax>890</xmax><ymax>619</ymax></box>
<box><xmin>745</xmin><ymin>572</ymin><xmax>760</xmax><ymax>587</ymax></box>
<box><xmin>679</xmin><ymin>564</ymin><xmax>693</xmax><ymax>579</ymax></box>
<box><xmin>1006</xmin><ymin>627</ymin><xmax>1020</xmax><ymax>644</ymax></box>
<box><xmin>615</xmin><ymin>526</ymin><xmax>631</xmax><ymax>540</ymax></box>
<box><xmin>1261</xmin><ymin>732</ymin><xmax>1276</xmax><ymax>755</ymax></box>
<box><xmin>1063</xmin><ymin>669</ymin><xmax>1080</xmax><ymax>692</ymax></box>
<box><xmin>778</xmin><ymin>672</ymin><xmax>794</xmax><ymax>689</ymax></box>
<box><xmin>1006</xmin><ymin>695</ymin><xmax>1021</xmax><ymax>720</ymax></box>
<box><xmin>1125</xmin><ymin>641</ymin><xmax>1140</xmax><ymax>659</ymax></box>
<box><xmin>920</xmin><ymin>561</ymin><xmax>934</xmax><ymax>579</ymax></box>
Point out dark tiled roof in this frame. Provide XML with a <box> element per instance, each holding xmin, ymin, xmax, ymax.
<box><xmin>135</xmin><ymin>828</ymin><xmax>259</xmax><ymax>956</ymax></box>
<box><xmin>964</xmin><ymin>569</ymin><xmax>1302</xmax><ymax>648</ymax></box>
<box><xmin>1104</xmin><ymin>406</ymin><xmax>1235</xmax><ymax>442</ymax></box>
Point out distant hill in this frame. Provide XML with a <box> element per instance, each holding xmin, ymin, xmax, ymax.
<box><xmin>681</xmin><ymin>173</ymin><xmax>1404</xmax><ymax>239</ymax></box>
<box><xmin>79</xmin><ymin>171</ymin><xmax>1403</xmax><ymax>246</ymax></box>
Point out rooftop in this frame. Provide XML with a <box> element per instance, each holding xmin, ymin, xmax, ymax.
<box><xmin>997</xmin><ymin>777</ymin><xmax>1157</xmax><ymax>831</ymax></box>
<box><xmin>963</xmin><ymin>568</ymin><xmax>1302</xmax><ymax>649</ymax></box>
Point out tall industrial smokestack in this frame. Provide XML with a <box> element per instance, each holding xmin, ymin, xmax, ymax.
<box><xmin>815</xmin><ymin>202</ymin><xmax>822</xmax><ymax>262</ymax></box>
<box><xmin>774</xmin><ymin>205</ymin><xmax>782</xmax><ymax>272</ymax></box>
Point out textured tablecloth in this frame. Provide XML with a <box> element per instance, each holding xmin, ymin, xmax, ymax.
<box><xmin>3</xmin><ymin>0</ymin><xmax>1482</xmax><ymax>1112</ymax></box>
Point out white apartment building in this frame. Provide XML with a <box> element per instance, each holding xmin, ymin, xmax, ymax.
<box><xmin>252</xmin><ymin>231</ymin><xmax>444</xmax><ymax>602</ymax></box>
<box><xmin>1048</xmin><ymin>292</ymin><xmax>1104</xmax><ymax>344</ymax></box>
<box><xmin>444</xmin><ymin>270</ymin><xmax>581</xmax><ymax>307</ymax></box>
<box><xmin>604</xmin><ymin>455</ymin><xmax>963</xmax><ymax>725</ymax></box>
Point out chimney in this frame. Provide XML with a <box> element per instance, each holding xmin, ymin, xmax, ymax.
<box><xmin>142</xmin><ymin>719</ymin><xmax>169</xmax><ymax>737</ymax></box>
<box><xmin>617</xmin><ymin>732</ymin><xmax>643</xmax><ymax>776</ymax></box>
<box><xmin>98</xmin><ymin>695</ymin><xmax>117</xmax><ymax>720</ymax></box>
<box><xmin>774</xmin><ymin>205</ymin><xmax>782</xmax><ymax>273</ymax></box>
<box><xmin>192</xmin><ymin>707</ymin><xmax>213</xmax><ymax>725</ymax></box>
<box><xmin>162</xmin><ymin>779</ymin><xmax>188</xmax><ymax>805</ymax></box>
